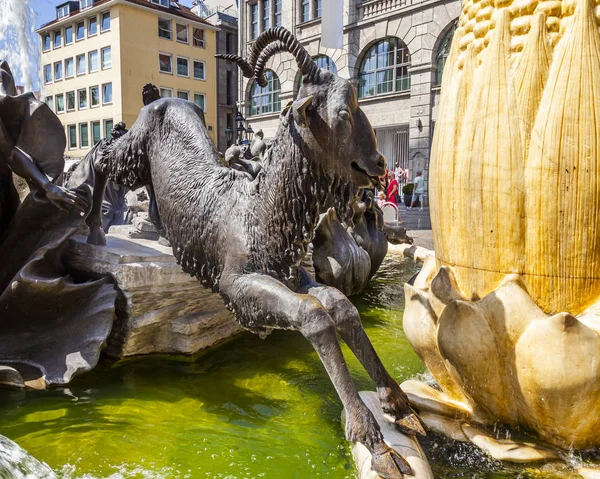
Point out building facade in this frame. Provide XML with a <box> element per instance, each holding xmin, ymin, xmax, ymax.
<box><xmin>37</xmin><ymin>0</ymin><xmax>218</xmax><ymax>158</ymax></box>
<box><xmin>238</xmin><ymin>0</ymin><xmax>461</xmax><ymax>201</ymax></box>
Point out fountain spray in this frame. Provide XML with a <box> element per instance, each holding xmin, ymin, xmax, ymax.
<box><xmin>0</xmin><ymin>0</ymin><xmax>38</xmax><ymax>92</ymax></box>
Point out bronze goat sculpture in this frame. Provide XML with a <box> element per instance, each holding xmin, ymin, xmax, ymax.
<box><xmin>86</xmin><ymin>27</ymin><xmax>424</xmax><ymax>477</ymax></box>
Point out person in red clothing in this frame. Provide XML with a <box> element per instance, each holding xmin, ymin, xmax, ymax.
<box><xmin>386</xmin><ymin>172</ymin><xmax>399</xmax><ymax>206</ymax></box>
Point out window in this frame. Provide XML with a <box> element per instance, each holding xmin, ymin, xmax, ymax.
<box><xmin>158</xmin><ymin>18</ymin><xmax>172</xmax><ymax>40</ymax></box>
<box><xmin>274</xmin><ymin>0</ymin><xmax>282</xmax><ymax>27</ymax></box>
<box><xmin>101</xmin><ymin>46</ymin><xmax>111</xmax><ymax>69</ymax></box>
<box><xmin>177</xmin><ymin>90</ymin><xmax>189</xmax><ymax>100</ymax></box>
<box><xmin>42</xmin><ymin>34</ymin><xmax>51</xmax><ymax>52</ymax></box>
<box><xmin>78</xmin><ymin>88</ymin><xmax>88</xmax><ymax>109</ymax></box>
<box><xmin>177</xmin><ymin>57</ymin><xmax>189</xmax><ymax>77</ymax></box>
<box><xmin>54</xmin><ymin>30</ymin><xmax>62</xmax><ymax>48</ymax></box>
<box><xmin>176</xmin><ymin>23</ymin><xmax>188</xmax><ymax>43</ymax></box>
<box><xmin>102</xmin><ymin>83</ymin><xmax>113</xmax><ymax>104</ymax></box>
<box><xmin>68</xmin><ymin>125</ymin><xmax>77</xmax><ymax>149</ymax></box>
<box><xmin>54</xmin><ymin>61</ymin><xmax>63</xmax><ymax>81</ymax></box>
<box><xmin>76</xmin><ymin>54</ymin><xmax>86</xmax><ymax>75</ymax></box>
<box><xmin>104</xmin><ymin>119</ymin><xmax>113</xmax><ymax>139</ymax></box>
<box><xmin>90</xmin><ymin>86</ymin><xmax>100</xmax><ymax>107</ymax></box>
<box><xmin>314</xmin><ymin>0</ymin><xmax>322</xmax><ymax>17</ymax></box>
<box><xmin>226</xmin><ymin>32</ymin><xmax>232</xmax><ymax>54</ymax></box>
<box><xmin>45</xmin><ymin>96</ymin><xmax>54</xmax><ymax>112</ymax></box>
<box><xmin>194</xmin><ymin>93</ymin><xmax>205</xmax><ymax>110</ymax></box>
<box><xmin>250</xmin><ymin>70</ymin><xmax>281</xmax><ymax>116</ymax></box>
<box><xmin>76</xmin><ymin>21</ymin><xmax>85</xmax><ymax>40</ymax></box>
<box><xmin>193</xmin><ymin>60</ymin><xmax>205</xmax><ymax>80</ymax></box>
<box><xmin>301</xmin><ymin>0</ymin><xmax>309</xmax><ymax>22</ymax></box>
<box><xmin>65</xmin><ymin>25</ymin><xmax>73</xmax><ymax>44</ymax></box>
<box><xmin>193</xmin><ymin>28</ymin><xmax>205</xmax><ymax>48</ymax></box>
<box><xmin>250</xmin><ymin>3</ymin><xmax>258</xmax><ymax>40</ymax></box>
<box><xmin>80</xmin><ymin>123</ymin><xmax>89</xmax><ymax>148</ymax></box>
<box><xmin>43</xmin><ymin>64</ymin><xmax>52</xmax><ymax>84</ymax></box>
<box><xmin>160</xmin><ymin>87</ymin><xmax>173</xmax><ymax>98</ymax></box>
<box><xmin>159</xmin><ymin>53</ymin><xmax>172</xmax><ymax>73</ymax></box>
<box><xmin>226</xmin><ymin>70</ymin><xmax>233</xmax><ymax>104</ymax></box>
<box><xmin>56</xmin><ymin>94</ymin><xmax>65</xmax><ymax>113</ymax></box>
<box><xmin>358</xmin><ymin>37</ymin><xmax>411</xmax><ymax>98</ymax></box>
<box><xmin>150</xmin><ymin>0</ymin><xmax>169</xmax><ymax>5</ymax></box>
<box><xmin>89</xmin><ymin>50</ymin><xmax>99</xmax><ymax>72</ymax></box>
<box><xmin>101</xmin><ymin>12</ymin><xmax>110</xmax><ymax>32</ymax></box>
<box><xmin>80</xmin><ymin>0</ymin><xmax>93</xmax><ymax>9</ymax></box>
<box><xmin>56</xmin><ymin>5</ymin><xmax>69</xmax><ymax>19</ymax></box>
<box><xmin>435</xmin><ymin>25</ymin><xmax>457</xmax><ymax>85</ymax></box>
<box><xmin>66</xmin><ymin>91</ymin><xmax>75</xmax><ymax>111</ymax></box>
<box><xmin>65</xmin><ymin>57</ymin><xmax>74</xmax><ymax>78</ymax></box>
<box><xmin>92</xmin><ymin>121</ymin><xmax>101</xmax><ymax>144</ymax></box>
<box><xmin>88</xmin><ymin>16</ymin><xmax>97</xmax><ymax>36</ymax></box>
<box><xmin>263</xmin><ymin>0</ymin><xmax>270</xmax><ymax>29</ymax></box>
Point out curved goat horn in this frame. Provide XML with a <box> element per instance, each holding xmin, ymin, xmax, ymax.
<box><xmin>249</xmin><ymin>27</ymin><xmax>318</xmax><ymax>87</ymax></box>
<box><xmin>254</xmin><ymin>41</ymin><xmax>287</xmax><ymax>87</ymax></box>
<box><xmin>215</xmin><ymin>54</ymin><xmax>254</xmax><ymax>79</ymax></box>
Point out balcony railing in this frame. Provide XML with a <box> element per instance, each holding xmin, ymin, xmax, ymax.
<box><xmin>357</xmin><ymin>0</ymin><xmax>415</xmax><ymax>21</ymax></box>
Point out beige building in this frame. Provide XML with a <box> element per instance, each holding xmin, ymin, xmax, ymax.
<box><xmin>238</xmin><ymin>0</ymin><xmax>461</xmax><ymax>202</ymax></box>
<box><xmin>37</xmin><ymin>0</ymin><xmax>219</xmax><ymax>158</ymax></box>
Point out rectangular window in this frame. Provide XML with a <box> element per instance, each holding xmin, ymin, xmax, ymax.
<box><xmin>88</xmin><ymin>16</ymin><xmax>97</xmax><ymax>36</ymax></box>
<box><xmin>56</xmin><ymin>94</ymin><xmax>65</xmax><ymax>113</ymax></box>
<box><xmin>193</xmin><ymin>28</ymin><xmax>205</xmax><ymax>48</ymax></box>
<box><xmin>314</xmin><ymin>0</ymin><xmax>322</xmax><ymax>17</ymax></box>
<box><xmin>43</xmin><ymin>64</ymin><xmax>52</xmax><ymax>84</ymax></box>
<box><xmin>193</xmin><ymin>60</ymin><xmax>205</xmax><ymax>80</ymax></box>
<box><xmin>76</xmin><ymin>54</ymin><xmax>86</xmax><ymax>75</ymax></box>
<box><xmin>89</xmin><ymin>50</ymin><xmax>99</xmax><ymax>72</ymax></box>
<box><xmin>78</xmin><ymin>88</ymin><xmax>88</xmax><ymax>109</ymax></box>
<box><xmin>90</xmin><ymin>86</ymin><xmax>100</xmax><ymax>107</ymax></box>
<box><xmin>56</xmin><ymin>5</ymin><xmax>69</xmax><ymax>19</ymax></box>
<box><xmin>159</xmin><ymin>53</ymin><xmax>172</xmax><ymax>73</ymax></box>
<box><xmin>226</xmin><ymin>70</ymin><xmax>233</xmax><ymax>104</ymax></box>
<box><xmin>301</xmin><ymin>0</ymin><xmax>309</xmax><ymax>22</ymax></box>
<box><xmin>176</xmin><ymin>23</ymin><xmax>188</xmax><ymax>43</ymax></box>
<box><xmin>150</xmin><ymin>0</ymin><xmax>169</xmax><ymax>6</ymax></box>
<box><xmin>250</xmin><ymin>3</ymin><xmax>258</xmax><ymax>39</ymax></box>
<box><xmin>104</xmin><ymin>119</ymin><xmax>113</xmax><ymax>139</ymax></box>
<box><xmin>54</xmin><ymin>61</ymin><xmax>63</xmax><ymax>81</ymax></box>
<box><xmin>274</xmin><ymin>0</ymin><xmax>282</xmax><ymax>27</ymax></box>
<box><xmin>177</xmin><ymin>57</ymin><xmax>189</xmax><ymax>77</ymax></box>
<box><xmin>76</xmin><ymin>21</ymin><xmax>85</xmax><ymax>40</ymax></box>
<box><xmin>226</xmin><ymin>32</ymin><xmax>232</xmax><ymax>54</ymax></box>
<box><xmin>80</xmin><ymin>123</ymin><xmax>89</xmax><ymax>148</ymax></box>
<box><xmin>193</xmin><ymin>93</ymin><xmax>205</xmax><ymax>111</ymax></box>
<box><xmin>42</xmin><ymin>34</ymin><xmax>51</xmax><ymax>52</ymax></box>
<box><xmin>65</xmin><ymin>25</ymin><xmax>73</xmax><ymax>44</ymax></box>
<box><xmin>101</xmin><ymin>46</ymin><xmax>111</xmax><ymax>69</ymax></box>
<box><xmin>158</xmin><ymin>18</ymin><xmax>172</xmax><ymax>39</ymax></box>
<box><xmin>263</xmin><ymin>0</ymin><xmax>270</xmax><ymax>30</ymax></box>
<box><xmin>80</xmin><ymin>0</ymin><xmax>93</xmax><ymax>9</ymax></box>
<box><xmin>101</xmin><ymin>12</ymin><xmax>110</xmax><ymax>32</ymax></box>
<box><xmin>66</xmin><ymin>91</ymin><xmax>75</xmax><ymax>111</ymax></box>
<box><xmin>65</xmin><ymin>57</ymin><xmax>74</xmax><ymax>78</ymax></box>
<box><xmin>92</xmin><ymin>121</ymin><xmax>101</xmax><ymax>144</ymax></box>
<box><xmin>46</xmin><ymin>96</ymin><xmax>54</xmax><ymax>112</ymax></box>
<box><xmin>102</xmin><ymin>83</ymin><xmax>113</xmax><ymax>104</ymax></box>
<box><xmin>68</xmin><ymin>125</ymin><xmax>77</xmax><ymax>149</ymax></box>
<box><xmin>54</xmin><ymin>30</ymin><xmax>62</xmax><ymax>48</ymax></box>
<box><xmin>177</xmin><ymin>90</ymin><xmax>189</xmax><ymax>100</ymax></box>
<box><xmin>160</xmin><ymin>87</ymin><xmax>172</xmax><ymax>98</ymax></box>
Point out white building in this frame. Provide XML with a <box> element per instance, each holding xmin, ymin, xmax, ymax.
<box><xmin>237</xmin><ymin>0</ymin><xmax>461</xmax><ymax>201</ymax></box>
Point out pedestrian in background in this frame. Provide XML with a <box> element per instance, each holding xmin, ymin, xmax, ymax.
<box><xmin>408</xmin><ymin>170</ymin><xmax>425</xmax><ymax>211</ymax></box>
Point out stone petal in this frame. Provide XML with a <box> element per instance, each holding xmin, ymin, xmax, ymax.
<box><xmin>401</xmin><ymin>379</ymin><xmax>472</xmax><ymax>419</ymax></box>
<box><xmin>419</xmin><ymin>412</ymin><xmax>470</xmax><ymax>442</ymax></box>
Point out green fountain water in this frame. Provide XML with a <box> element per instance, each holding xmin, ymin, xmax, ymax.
<box><xmin>0</xmin><ymin>256</ymin><xmax>578</xmax><ymax>478</ymax></box>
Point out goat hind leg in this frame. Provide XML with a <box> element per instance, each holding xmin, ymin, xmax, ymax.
<box><xmin>220</xmin><ymin>272</ymin><xmax>413</xmax><ymax>478</ymax></box>
<box><xmin>86</xmin><ymin>169</ymin><xmax>108</xmax><ymax>245</ymax></box>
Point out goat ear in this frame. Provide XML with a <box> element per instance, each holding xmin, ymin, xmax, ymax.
<box><xmin>292</xmin><ymin>96</ymin><xmax>313</xmax><ymax>128</ymax></box>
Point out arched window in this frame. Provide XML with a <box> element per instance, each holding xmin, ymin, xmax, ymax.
<box><xmin>296</xmin><ymin>55</ymin><xmax>338</xmax><ymax>92</ymax></box>
<box><xmin>435</xmin><ymin>24</ymin><xmax>457</xmax><ymax>85</ymax></box>
<box><xmin>358</xmin><ymin>38</ymin><xmax>411</xmax><ymax>98</ymax></box>
<box><xmin>249</xmin><ymin>70</ymin><xmax>281</xmax><ymax>116</ymax></box>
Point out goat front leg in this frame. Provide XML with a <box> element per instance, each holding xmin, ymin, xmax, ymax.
<box><xmin>86</xmin><ymin>168</ymin><xmax>108</xmax><ymax>245</ymax></box>
<box><xmin>299</xmin><ymin>272</ymin><xmax>425</xmax><ymax>437</ymax></box>
<box><xmin>220</xmin><ymin>272</ymin><xmax>413</xmax><ymax>478</ymax></box>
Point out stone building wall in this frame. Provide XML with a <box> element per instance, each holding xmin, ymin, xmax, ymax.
<box><xmin>238</xmin><ymin>0</ymin><xmax>461</xmax><ymax>203</ymax></box>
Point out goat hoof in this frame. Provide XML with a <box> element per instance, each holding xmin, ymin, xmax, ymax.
<box><xmin>372</xmin><ymin>446</ymin><xmax>413</xmax><ymax>478</ymax></box>
<box><xmin>395</xmin><ymin>412</ymin><xmax>427</xmax><ymax>437</ymax></box>
<box><xmin>87</xmin><ymin>227</ymin><xmax>106</xmax><ymax>246</ymax></box>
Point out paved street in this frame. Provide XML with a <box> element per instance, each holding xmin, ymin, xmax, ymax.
<box><xmin>397</xmin><ymin>204</ymin><xmax>431</xmax><ymax>231</ymax></box>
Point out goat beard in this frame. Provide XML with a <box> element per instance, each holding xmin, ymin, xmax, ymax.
<box><xmin>330</xmin><ymin>177</ymin><xmax>359</xmax><ymax>228</ymax></box>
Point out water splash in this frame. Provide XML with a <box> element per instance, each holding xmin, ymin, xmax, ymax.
<box><xmin>0</xmin><ymin>434</ymin><xmax>57</xmax><ymax>478</ymax></box>
<box><xmin>0</xmin><ymin>0</ymin><xmax>38</xmax><ymax>92</ymax></box>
